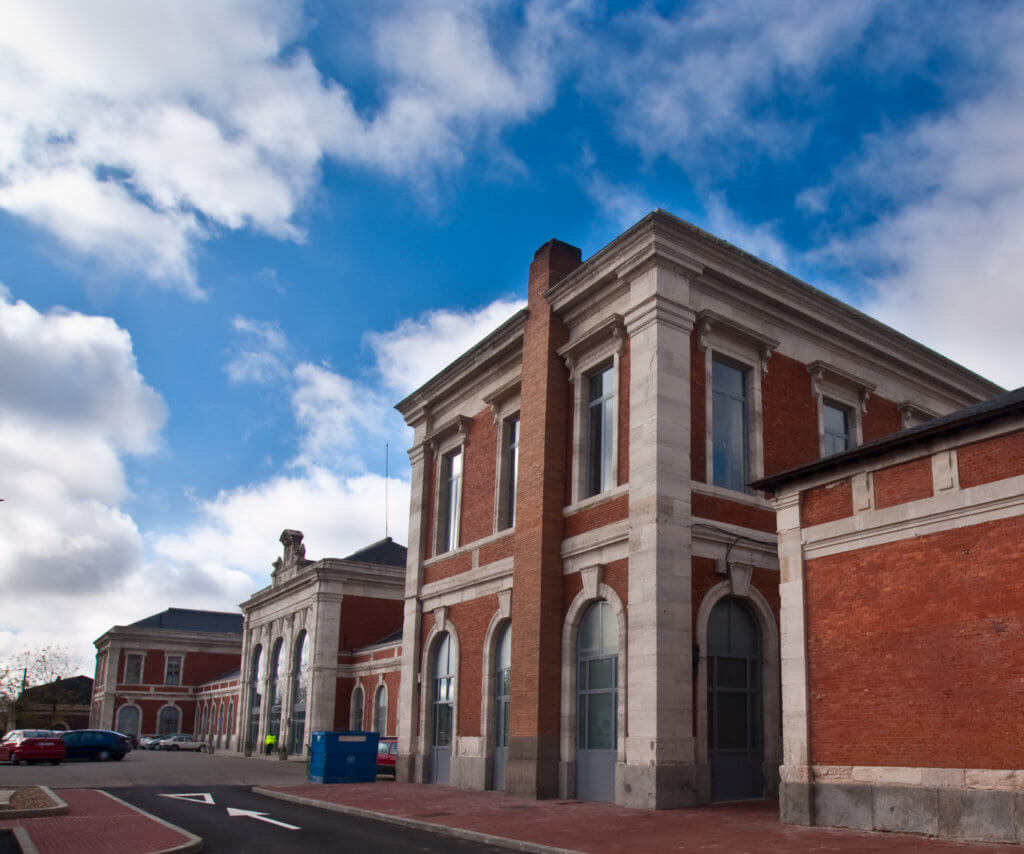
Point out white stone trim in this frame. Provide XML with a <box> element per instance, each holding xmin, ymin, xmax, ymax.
<box><xmin>807</xmin><ymin>765</ymin><xmax>1024</xmax><ymax>791</ymax></box>
<box><xmin>491</xmin><ymin>404</ymin><xmax>521</xmax><ymax>535</ymax></box>
<box><xmin>350</xmin><ymin>682</ymin><xmax>365</xmax><ymax>730</ymax></box>
<box><xmin>691</xmin><ymin>480</ymin><xmax>774</xmax><ymax>510</ymax></box>
<box><xmin>162</xmin><ymin>653</ymin><xmax>184</xmax><ymax>687</ymax></box>
<box><xmin>431</xmin><ymin>427</ymin><xmax>468</xmax><ymax>557</ymax></box>
<box><xmin>809</xmin><ymin>360</ymin><xmax>874</xmax><ymax>453</ymax></box>
<box><xmin>803</xmin><ymin>471</ymin><xmax>1024</xmax><ymax>559</ymax></box>
<box><xmin>694</xmin><ymin>580</ymin><xmax>781</xmax><ymax>800</ymax></box>
<box><xmin>122</xmin><ymin>651</ymin><xmax>146</xmax><ymax>685</ymax></box>
<box><xmin>558</xmin><ymin>576</ymin><xmax>628</xmax><ymax>799</ymax></box>
<box><xmin>419</xmin><ymin>557</ymin><xmax>514</xmax><ymax>612</ymax></box>
<box><xmin>562</xmin><ymin>482</ymin><xmax>629</xmax><ymax>516</ymax></box>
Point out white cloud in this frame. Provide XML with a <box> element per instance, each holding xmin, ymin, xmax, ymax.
<box><xmin>0</xmin><ymin>291</ymin><xmax>167</xmax><ymax>663</ymax></box>
<box><xmin>805</xmin><ymin>6</ymin><xmax>1024</xmax><ymax>389</ymax></box>
<box><xmin>366</xmin><ymin>298</ymin><xmax>526</xmax><ymax>395</ymax></box>
<box><xmin>0</xmin><ymin>0</ymin><xmax>579</xmax><ymax>291</ymax></box>
<box><xmin>225</xmin><ymin>316</ymin><xmax>290</xmax><ymax>384</ymax></box>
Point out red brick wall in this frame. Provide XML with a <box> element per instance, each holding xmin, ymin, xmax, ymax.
<box><xmin>873</xmin><ymin>456</ymin><xmax>933</xmax><ymax>509</ymax></box>
<box><xmin>958</xmin><ymin>430</ymin><xmax>1024</xmax><ymax>488</ymax></box>
<box><xmin>862</xmin><ymin>394</ymin><xmax>902</xmax><ymax>443</ymax></box>
<box><xmin>461</xmin><ymin>409</ymin><xmax>498</xmax><ymax>544</ymax></box>
<box><xmin>692</xmin><ymin>492</ymin><xmax>776</xmax><ymax>533</ymax></box>
<box><xmin>183</xmin><ymin>652</ymin><xmax>241</xmax><ymax>686</ymax></box>
<box><xmin>385</xmin><ymin>671</ymin><xmax>400</xmax><ymax>736</ymax></box>
<box><xmin>449</xmin><ymin>595</ymin><xmax>498</xmax><ymax>737</ymax></box>
<box><xmin>339</xmin><ymin>596</ymin><xmax>403</xmax><ymax>651</ymax></box>
<box><xmin>335</xmin><ymin>677</ymin><xmax>354</xmax><ymax>729</ymax></box>
<box><xmin>690</xmin><ymin>331</ymin><xmax>706</xmax><ymax>483</ymax></box>
<box><xmin>618</xmin><ymin>338</ymin><xmax>630</xmax><ymax>485</ymax></box>
<box><xmin>562</xmin><ymin>559</ymin><xmax>628</xmax><ymax>618</ymax></box>
<box><xmin>563</xmin><ymin>493</ymin><xmax>629</xmax><ymax>538</ymax></box>
<box><xmin>563</xmin><ymin>384</ymin><xmax>575</xmax><ymax>507</ymax></box>
<box><xmin>805</xmin><ymin>514</ymin><xmax>1024</xmax><ymax>769</ymax></box>
<box><xmin>423</xmin><ymin>551</ymin><xmax>473</xmax><ymax>585</ymax></box>
<box><xmin>142</xmin><ymin>650</ymin><xmax>165</xmax><ymax>685</ymax></box>
<box><xmin>801</xmin><ymin>479</ymin><xmax>853</xmax><ymax>527</ymax></box>
<box><xmin>762</xmin><ymin>352</ymin><xmax>818</xmax><ymax>476</ymax></box>
<box><xmin>478</xmin><ymin>534</ymin><xmax>514</xmax><ymax>566</ymax></box>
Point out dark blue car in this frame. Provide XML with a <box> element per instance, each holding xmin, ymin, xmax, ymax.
<box><xmin>60</xmin><ymin>729</ymin><xmax>132</xmax><ymax>761</ymax></box>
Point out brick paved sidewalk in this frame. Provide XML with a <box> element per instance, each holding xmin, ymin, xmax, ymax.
<box><xmin>257</xmin><ymin>782</ymin><xmax>1020</xmax><ymax>853</ymax></box>
<box><xmin>0</xmin><ymin>789</ymin><xmax>199</xmax><ymax>854</ymax></box>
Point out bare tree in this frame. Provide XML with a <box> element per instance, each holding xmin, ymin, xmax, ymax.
<box><xmin>0</xmin><ymin>645</ymin><xmax>84</xmax><ymax>730</ymax></box>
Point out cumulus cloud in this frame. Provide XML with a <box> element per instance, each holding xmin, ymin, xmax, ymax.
<box><xmin>225</xmin><ymin>316</ymin><xmax>290</xmax><ymax>384</ymax></box>
<box><xmin>803</xmin><ymin>5</ymin><xmax>1024</xmax><ymax>388</ymax></box>
<box><xmin>0</xmin><ymin>0</ymin><xmax>581</xmax><ymax>292</ymax></box>
<box><xmin>0</xmin><ymin>291</ymin><xmax>167</xmax><ymax>661</ymax></box>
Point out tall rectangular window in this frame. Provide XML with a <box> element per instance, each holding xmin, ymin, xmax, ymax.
<box><xmin>500</xmin><ymin>416</ymin><xmax>519</xmax><ymax>530</ymax></box>
<box><xmin>439</xmin><ymin>448</ymin><xmax>463</xmax><ymax>553</ymax></box>
<box><xmin>712</xmin><ymin>358</ymin><xmax>749</xmax><ymax>492</ymax></box>
<box><xmin>586</xmin><ymin>366</ymin><xmax>614</xmax><ymax>498</ymax></box>
<box><xmin>124</xmin><ymin>653</ymin><xmax>143</xmax><ymax>684</ymax></box>
<box><xmin>165</xmin><ymin>655</ymin><xmax>182</xmax><ymax>686</ymax></box>
<box><xmin>823</xmin><ymin>400</ymin><xmax>852</xmax><ymax>456</ymax></box>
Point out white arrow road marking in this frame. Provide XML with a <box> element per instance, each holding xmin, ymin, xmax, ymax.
<box><xmin>226</xmin><ymin>807</ymin><xmax>301</xmax><ymax>830</ymax></box>
<box><xmin>160</xmin><ymin>793</ymin><xmax>215</xmax><ymax>805</ymax></box>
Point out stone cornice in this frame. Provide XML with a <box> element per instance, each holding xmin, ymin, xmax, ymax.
<box><xmin>93</xmin><ymin>626</ymin><xmax>242</xmax><ymax>649</ymax></box>
<box><xmin>556</xmin><ymin>314</ymin><xmax>625</xmax><ymax>379</ymax></box>
<box><xmin>696</xmin><ymin>309</ymin><xmax>780</xmax><ymax>375</ymax></box>
<box><xmin>240</xmin><ymin>559</ymin><xmax>405</xmax><ymax>611</ymax></box>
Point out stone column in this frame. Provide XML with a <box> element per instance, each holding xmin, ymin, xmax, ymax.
<box><xmin>307</xmin><ymin>592</ymin><xmax>343</xmax><ymax>737</ymax></box>
<box><xmin>95</xmin><ymin>643</ymin><xmax>119</xmax><ymax>730</ymax></box>
<box><xmin>622</xmin><ymin>265</ymin><xmax>697</xmax><ymax>808</ymax></box>
<box><xmin>775</xmin><ymin>490</ymin><xmax>813</xmax><ymax>824</ymax></box>
<box><xmin>398</xmin><ymin>439</ymin><xmax>429</xmax><ymax>782</ymax></box>
<box><xmin>506</xmin><ymin>239</ymin><xmax>582</xmax><ymax>800</ymax></box>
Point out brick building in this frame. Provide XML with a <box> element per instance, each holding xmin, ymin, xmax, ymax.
<box><xmin>394</xmin><ymin>210</ymin><xmax>1000</xmax><ymax>808</ymax></box>
<box><xmin>755</xmin><ymin>387</ymin><xmax>1024</xmax><ymax>844</ymax></box>
<box><xmin>91</xmin><ymin>608</ymin><xmax>244</xmax><ymax>741</ymax></box>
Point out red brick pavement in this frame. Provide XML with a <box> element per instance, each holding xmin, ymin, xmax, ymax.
<box><xmin>260</xmin><ymin>783</ymin><xmax>1020</xmax><ymax>853</ymax></box>
<box><xmin>0</xmin><ymin>789</ymin><xmax>196</xmax><ymax>854</ymax></box>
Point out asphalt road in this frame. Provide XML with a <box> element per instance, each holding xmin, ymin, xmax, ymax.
<box><xmin>109</xmin><ymin>785</ymin><xmax>507</xmax><ymax>854</ymax></box>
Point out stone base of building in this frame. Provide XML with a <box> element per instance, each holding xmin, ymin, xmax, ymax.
<box><xmin>781</xmin><ymin>776</ymin><xmax>1024</xmax><ymax>845</ymax></box>
<box><xmin>620</xmin><ymin>761</ymin><xmax>699</xmax><ymax>809</ymax></box>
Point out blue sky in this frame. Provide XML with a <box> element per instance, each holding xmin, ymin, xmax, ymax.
<box><xmin>1</xmin><ymin>0</ymin><xmax>1022</xmax><ymax>668</ymax></box>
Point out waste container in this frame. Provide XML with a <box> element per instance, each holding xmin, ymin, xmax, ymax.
<box><xmin>308</xmin><ymin>731</ymin><xmax>379</xmax><ymax>783</ymax></box>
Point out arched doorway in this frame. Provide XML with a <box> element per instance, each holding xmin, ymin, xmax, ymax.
<box><xmin>431</xmin><ymin>632</ymin><xmax>454</xmax><ymax>784</ymax></box>
<box><xmin>247</xmin><ymin>645</ymin><xmax>263</xmax><ymax>752</ymax></box>
<box><xmin>351</xmin><ymin>684</ymin><xmax>364</xmax><ymax>730</ymax></box>
<box><xmin>157</xmin><ymin>705</ymin><xmax>180</xmax><ymax>736</ymax></box>
<box><xmin>116</xmin><ymin>705</ymin><xmax>140</xmax><ymax>742</ymax></box>
<box><xmin>576</xmin><ymin>601</ymin><xmax>617</xmax><ymax>803</ymax></box>
<box><xmin>373</xmin><ymin>684</ymin><xmax>387</xmax><ymax>736</ymax></box>
<box><xmin>267</xmin><ymin>638</ymin><xmax>284</xmax><ymax>745</ymax></box>
<box><xmin>492</xmin><ymin>623</ymin><xmax>510</xmax><ymax>791</ymax></box>
<box><xmin>707</xmin><ymin>596</ymin><xmax>763</xmax><ymax>802</ymax></box>
<box><xmin>289</xmin><ymin>630</ymin><xmax>309</xmax><ymax>754</ymax></box>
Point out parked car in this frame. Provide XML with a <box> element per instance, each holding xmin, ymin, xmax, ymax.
<box><xmin>1</xmin><ymin>730</ymin><xmax>66</xmax><ymax>765</ymax></box>
<box><xmin>60</xmin><ymin>729</ymin><xmax>132</xmax><ymax>761</ymax></box>
<box><xmin>157</xmin><ymin>734</ymin><xmax>211</xmax><ymax>752</ymax></box>
<box><xmin>376</xmin><ymin>737</ymin><xmax>397</xmax><ymax>776</ymax></box>
<box><xmin>139</xmin><ymin>734</ymin><xmax>163</xmax><ymax>749</ymax></box>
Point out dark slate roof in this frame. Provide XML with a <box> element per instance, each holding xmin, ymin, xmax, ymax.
<box><xmin>753</xmin><ymin>387</ymin><xmax>1024</xmax><ymax>493</ymax></box>
<box><xmin>21</xmin><ymin>675</ymin><xmax>93</xmax><ymax>704</ymax></box>
<box><xmin>128</xmin><ymin>608</ymin><xmax>243</xmax><ymax>634</ymax></box>
<box><xmin>344</xmin><ymin>537</ymin><xmax>407</xmax><ymax>568</ymax></box>
<box><xmin>372</xmin><ymin>628</ymin><xmax>403</xmax><ymax>646</ymax></box>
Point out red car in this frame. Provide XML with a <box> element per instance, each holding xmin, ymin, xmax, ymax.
<box><xmin>1</xmin><ymin>730</ymin><xmax>66</xmax><ymax>765</ymax></box>
<box><xmin>376</xmin><ymin>738</ymin><xmax>397</xmax><ymax>776</ymax></box>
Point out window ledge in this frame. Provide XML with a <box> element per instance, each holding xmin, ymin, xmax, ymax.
<box><xmin>563</xmin><ymin>483</ymin><xmax>629</xmax><ymax>516</ymax></box>
<box><xmin>423</xmin><ymin>528</ymin><xmax>515</xmax><ymax>567</ymax></box>
<box><xmin>691</xmin><ymin>480</ymin><xmax>773</xmax><ymax>510</ymax></box>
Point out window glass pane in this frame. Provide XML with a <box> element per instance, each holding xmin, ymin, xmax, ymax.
<box><xmin>717</xmin><ymin>657</ymin><xmax>747</xmax><ymax>690</ymax></box>
<box><xmin>125</xmin><ymin>654</ymin><xmax>142</xmax><ymax>684</ymax></box>
<box><xmin>579</xmin><ymin>607</ymin><xmax>600</xmax><ymax>657</ymax></box>
<box><xmin>586</xmin><ymin>366</ymin><xmax>614</xmax><ymax>497</ymax></box>
<box><xmin>165</xmin><ymin>656</ymin><xmax>182</xmax><ymax>686</ymax></box>
<box><xmin>496</xmin><ymin>625</ymin><xmax>511</xmax><ymax>669</ymax></box>
<box><xmin>716</xmin><ymin>693</ymin><xmax>749</xmax><ymax>749</ymax></box>
<box><xmin>586</xmin><ymin>693</ymin><xmax>615</xmax><ymax>749</ymax></box>
<box><xmin>434</xmin><ymin>704</ymin><xmax>452</xmax><ymax>746</ymax></box>
<box><xmin>823</xmin><ymin>401</ymin><xmax>851</xmax><ymax>455</ymax></box>
<box><xmin>600</xmin><ymin>602</ymin><xmax>617</xmax><ymax>655</ymax></box>
<box><xmin>587</xmin><ymin>657</ymin><xmax>616</xmax><ymax>690</ymax></box>
<box><xmin>503</xmin><ymin>418</ymin><xmax>519</xmax><ymax>529</ymax></box>
<box><xmin>712</xmin><ymin>360</ymin><xmax>748</xmax><ymax>491</ymax></box>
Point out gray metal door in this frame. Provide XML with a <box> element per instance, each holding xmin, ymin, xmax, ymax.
<box><xmin>432</xmin><ymin>633</ymin><xmax>453</xmax><ymax>785</ymax></box>
<box><xmin>576</xmin><ymin>601</ymin><xmax>617</xmax><ymax>803</ymax></box>
<box><xmin>493</xmin><ymin>624</ymin><xmax>511</xmax><ymax>790</ymax></box>
<box><xmin>708</xmin><ymin>597</ymin><xmax>763</xmax><ymax>802</ymax></box>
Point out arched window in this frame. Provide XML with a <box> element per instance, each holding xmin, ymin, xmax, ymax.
<box><xmin>431</xmin><ymin>632</ymin><xmax>454</xmax><ymax>784</ymax></box>
<box><xmin>116</xmin><ymin>705</ymin><xmax>140</xmax><ymax>741</ymax></box>
<box><xmin>267</xmin><ymin>638</ymin><xmax>284</xmax><ymax>740</ymax></box>
<box><xmin>373</xmin><ymin>684</ymin><xmax>388</xmax><ymax>736</ymax></box>
<box><xmin>288</xmin><ymin>630</ymin><xmax>309</xmax><ymax>754</ymax></box>
<box><xmin>247</xmin><ymin>644</ymin><xmax>263</xmax><ymax>751</ymax></box>
<box><xmin>576</xmin><ymin>601</ymin><xmax>618</xmax><ymax>802</ymax></box>
<box><xmin>158</xmin><ymin>705</ymin><xmax>180</xmax><ymax>736</ymax></box>
<box><xmin>351</xmin><ymin>684</ymin><xmax>364</xmax><ymax>730</ymax></box>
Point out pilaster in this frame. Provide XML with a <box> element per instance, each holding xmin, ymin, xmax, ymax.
<box><xmin>307</xmin><ymin>592</ymin><xmax>343</xmax><ymax>737</ymax></box>
<box><xmin>621</xmin><ymin>265</ymin><xmax>697</xmax><ymax>808</ymax></box>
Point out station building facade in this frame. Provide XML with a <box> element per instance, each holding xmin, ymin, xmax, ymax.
<box><xmin>755</xmin><ymin>387</ymin><xmax>1024</xmax><ymax>845</ymax></box>
<box><xmin>393</xmin><ymin>210</ymin><xmax>1000</xmax><ymax>808</ymax></box>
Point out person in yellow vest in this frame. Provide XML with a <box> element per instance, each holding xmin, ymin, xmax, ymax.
<box><xmin>264</xmin><ymin>732</ymin><xmax>276</xmax><ymax>755</ymax></box>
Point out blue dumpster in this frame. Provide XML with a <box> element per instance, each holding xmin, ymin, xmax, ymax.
<box><xmin>308</xmin><ymin>731</ymin><xmax>379</xmax><ymax>783</ymax></box>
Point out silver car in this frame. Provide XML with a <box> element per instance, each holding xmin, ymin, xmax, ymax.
<box><xmin>156</xmin><ymin>734</ymin><xmax>211</xmax><ymax>752</ymax></box>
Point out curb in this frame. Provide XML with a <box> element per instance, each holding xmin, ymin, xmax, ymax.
<box><xmin>12</xmin><ymin>827</ymin><xmax>37</xmax><ymax>854</ymax></box>
<box><xmin>0</xmin><ymin>787</ymin><xmax>68</xmax><ymax>820</ymax></box>
<box><xmin>253</xmin><ymin>786</ymin><xmax>581</xmax><ymax>854</ymax></box>
<box><xmin>97</xmin><ymin>790</ymin><xmax>203</xmax><ymax>854</ymax></box>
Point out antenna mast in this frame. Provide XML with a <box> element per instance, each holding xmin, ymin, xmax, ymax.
<box><xmin>385</xmin><ymin>443</ymin><xmax>389</xmax><ymax>539</ymax></box>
